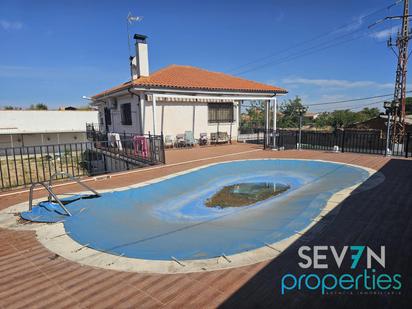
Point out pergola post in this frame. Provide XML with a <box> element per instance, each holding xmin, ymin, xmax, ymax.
<box><xmin>265</xmin><ymin>100</ymin><xmax>270</xmax><ymax>147</ymax></box>
<box><xmin>238</xmin><ymin>100</ymin><xmax>242</xmax><ymax>131</ymax></box>
<box><xmin>140</xmin><ymin>95</ymin><xmax>145</xmax><ymax>134</ymax></box>
<box><xmin>152</xmin><ymin>94</ymin><xmax>158</xmax><ymax>135</ymax></box>
<box><xmin>272</xmin><ymin>97</ymin><xmax>277</xmax><ymax>150</ymax></box>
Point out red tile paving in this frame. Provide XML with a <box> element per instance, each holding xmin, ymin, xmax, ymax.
<box><xmin>0</xmin><ymin>144</ymin><xmax>411</xmax><ymax>308</ymax></box>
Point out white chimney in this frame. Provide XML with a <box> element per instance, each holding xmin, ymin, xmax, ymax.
<box><xmin>131</xmin><ymin>34</ymin><xmax>149</xmax><ymax>79</ymax></box>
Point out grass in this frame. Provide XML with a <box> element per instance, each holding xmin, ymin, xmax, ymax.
<box><xmin>0</xmin><ymin>151</ymin><xmax>87</xmax><ymax>189</ymax></box>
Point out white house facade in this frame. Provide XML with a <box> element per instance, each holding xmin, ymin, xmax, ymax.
<box><xmin>91</xmin><ymin>34</ymin><xmax>287</xmax><ymax>143</ymax></box>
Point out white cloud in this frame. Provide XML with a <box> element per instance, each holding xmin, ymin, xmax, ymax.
<box><xmin>319</xmin><ymin>94</ymin><xmax>347</xmax><ymax>101</ymax></box>
<box><xmin>282</xmin><ymin>77</ymin><xmax>393</xmax><ymax>90</ymax></box>
<box><xmin>333</xmin><ymin>14</ymin><xmax>365</xmax><ymax>35</ymax></box>
<box><xmin>370</xmin><ymin>26</ymin><xmax>399</xmax><ymax>41</ymax></box>
<box><xmin>0</xmin><ymin>19</ymin><xmax>23</xmax><ymax>31</ymax></box>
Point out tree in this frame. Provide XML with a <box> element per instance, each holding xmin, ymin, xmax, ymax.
<box><xmin>313</xmin><ymin>108</ymin><xmax>380</xmax><ymax>130</ymax></box>
<box><xmin>3</xmin><ymin>105</ymin><xmax>19</xmax><ymax>110</ymax></box>
<box><xmin>313</xmin><ymin>112</ymin><xmax>330</xmax><ymax>128</ymax></box>
<box><xmin>406</xmin><ymin>97</ymin><xmax>412</xmax><ymax>115</ymax></box>
<box><xmin>328</xmin><ymin>110</ymin><xmax>358</xmax><ymax>129</ymax></box>
<box><xmin>29</xmin><ymin>103</ymin><xmax>48</xmax><ymax>110</ymax></box>
<box><xmin>278</xmin><ymin>96</ymin><xmax>305</xmax><ymax>128</ymax></box>
<box><xmin>357</xmin><ymin>107</ymin><xmax>380</xmax><ymax>121</ymax></box>
<box><xmin>240</xmin><ymin>100</ymin><xmax>265</xmax><ymax>129</ymax></box>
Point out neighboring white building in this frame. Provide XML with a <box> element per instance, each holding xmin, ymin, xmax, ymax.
<box><xmin>91</xmin><ymin>34</ymin><xmax>287</xmax><ymax>142</ymax></box>
<box><xmin>0</xmin><ymin>110</ymin><xmax>98</xmax><ymax>148</ymax></box>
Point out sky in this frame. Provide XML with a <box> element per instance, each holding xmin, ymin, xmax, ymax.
<box><xmin>0</xmin><ymin>0</ymin><xmax>407</xmax><ymax>112</ymax></box>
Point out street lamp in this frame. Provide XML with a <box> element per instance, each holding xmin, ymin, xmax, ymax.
<box><xmin>383</xmin><ymin>100</ymin><xmax>400</xmax><ymax>156</ymax></box>
<box><xmin>296</xmin><ymin>106</ymin><xmax>307</xmax><ymax>150</ymax></box>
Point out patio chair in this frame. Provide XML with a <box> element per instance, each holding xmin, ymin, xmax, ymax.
<box><xmin>199</xmin><ymin>133</ymin><xmax>208</xmax><ymax>146</ymax></box>
<box><xmin>175</xmin><ymin>134</ymin><xmax>186</xmax><ymax>147</ymax></box>
<box><xmin>211</xmin><ymin>132</ymin><xmax>229</xmax><ymax>144</ymax></box>
<box><xmin>164</xmin><ymin>135</ymin><xmax>174</xmax><ymax>148</ymax></box>
<box><xmin>184</xmin><ymin>131</ymin><xmax>196</xmax><ymax>147</ymax></box>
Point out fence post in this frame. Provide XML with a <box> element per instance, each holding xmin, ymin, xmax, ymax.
<box><xmin>263</xmin><ymin>130</ymin><xmax>267</xmax><ymax>150</ymax></box>
<box><xmin>406</xmin><ymin>132</ymin><xmax>410</xmax><ymax>158</ymax></box>
<box><xmin>295</xmin><ymin>131</ymin><xmax>298</xmax><ymax>149</ymax></box>
<box><xmin>160</xmin><ymin>131</ymin><xmax>166</xmax><ymax>164</ymax></box>
<box><xmin>341</xmin><ymin>130</ymin><xmax>345</xmax><ymax>153</ymax></box>
<box><xmin>149</xmin><ymin>131</ymin><xmax>153</xmax><ymax>164</ymax></box>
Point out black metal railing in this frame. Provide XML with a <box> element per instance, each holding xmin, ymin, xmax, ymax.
<box><xmin>0</xmin><ymin>136</ymin><xmax>166</xmax><ymax>190</ymax></box>
<box><xmin>86</xmin><ymin>123</ymin><xmax>165</xmax><ymax>164</ymax></box>
<box><xmin>260</xmin><ymin>129</ymin><xmax>412</xmax><ymax>158</ymax></box>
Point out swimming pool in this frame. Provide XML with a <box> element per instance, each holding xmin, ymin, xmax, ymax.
<box><xmin>26</xmin><ymin>159</ymin><xmax>372</xmax><ymax>262</ymax></box>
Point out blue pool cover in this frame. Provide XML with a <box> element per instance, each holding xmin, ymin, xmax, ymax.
<box><xmin>20</xmin><ymin>195</ymin><xmax>99</xmax><ymax>223</ymax></box>
<box><xmin>21</xmin><ymin>160</ymin><xmax>370</xmax><ymax>260</ymax></box>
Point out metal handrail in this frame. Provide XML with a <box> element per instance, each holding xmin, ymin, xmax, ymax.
<box><xmin>28</xmin><ymin>172</ymin><xmax>100</xmax><ymax>217</ymax></box>
<box><xmin>47</xmin><ymin>172</ymin><xmax>100</xmax><ymax>203</ymax></box>
<box><xmin>29</xmin><ymin>182</ymin><xmax>72</xmax><ymax>216</ymax></box>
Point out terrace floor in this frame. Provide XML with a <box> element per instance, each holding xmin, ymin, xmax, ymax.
<box><xmin>0</xmin><ymin>143</ymin><xmax>411</xmax><ymax>308</ymax></box>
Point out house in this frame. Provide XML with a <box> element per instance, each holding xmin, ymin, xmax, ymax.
<box><xmin>347</xmin><ymin>114</ymin><xmax>412</xmax><ymax>135</ymax></box>
<box><xmin>91</xmin><ymin>34</ymin><xmax>287</xmax><ymax>143</ymax></box>
<box><xmin>0</xmin><ymin>110</ymin><xmax>98</xmax><ymax>148</ymax></box>
<box><xmin>304</xmin><ymin>112</ymin><xmax>319</xmax><ymax>121</ymax></box>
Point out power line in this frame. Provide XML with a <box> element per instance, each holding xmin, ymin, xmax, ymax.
<box><xmin>240</xmin><ymin>91</ymin><xmax>412</xmax><ymax>112</ymax></box>
<box><xmin>349</xmin><ymin>100</ymin><xmax>386</xmax><ymax>111</ymax></box>
<box><xmin>317</xmin><ymin>100</ymin><xmax>385</xmax><ymax>111</ymax></box>
<box><xmin>306</xmin><ymin>93</ymin><xmax>398</xmax><ymax>107</ymax></box>
<box><xmin>241</xmin><ymin>91</ymin><xmax>411</xmax><ymax>108</ymax></box>
<box><xmin>226</xmin><ymin>1</ymin><xmax>402</xmax><ymax>75</ymax></box>
<box><xmin>235</xmin><ymin>30</ymin><xmax>369</xmax><ymax>76</ymax></box>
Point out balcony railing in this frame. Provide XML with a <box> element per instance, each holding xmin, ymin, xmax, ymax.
<box><xmin>86</xmin><ymin>123</ymin><xmax>165</xmax><ymax>165</ymax></box>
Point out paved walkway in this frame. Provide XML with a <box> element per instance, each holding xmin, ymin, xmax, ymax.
<box><xmin>0</xmin><ymin>144</ymin><xmax>410</xmax><ymax>308</ymax></box>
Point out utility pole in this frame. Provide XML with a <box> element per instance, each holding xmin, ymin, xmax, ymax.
<box><xmin>369</xmin><ymin>0</ymin><xmax>411</xmax><ymax>144</ymax></box>
<box><xmin>390</xmin><ymin>0</ymin><xmax>410</xmax><ymax>142</ymax></box>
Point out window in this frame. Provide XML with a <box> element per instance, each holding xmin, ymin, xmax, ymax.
<box><xmin>208</xmin><ymin>103</ymin><xmax>234</xmax><ymax>123</ymax></box>
<box><xmin>120</xmin><ymin>103</ymin><xmax>132</xmax><ymax>125</ymax></box>
<box><xmin>104</xmin><ymin>107</ymin><xmax>111</xmax><ymax>125</ymax></box>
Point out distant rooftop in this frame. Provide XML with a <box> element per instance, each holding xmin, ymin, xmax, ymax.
<box><xmin>380</xmin><ymin>114</ymin><xmax>412</xmax><ymax>125</ymax></box>
<box><xmin>0</xmin><ymin>110</ymin><xmax>98</xmax><ymax>134</ymax></box>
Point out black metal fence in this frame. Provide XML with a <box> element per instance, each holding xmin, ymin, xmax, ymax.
<box><xmin>86</xmin><ymin>123</ymin><xmax>165</xmax><ymax>164</ymax></box>
<box><xmin>261</xmin><ymin>129</ymin><xmax>412</xmax><ymax>158</ymax></box>
<box><xmin>0</xmin><ymin>136</ymin><xmax>165</xmax><ymax>190</ymax></box>
<box><xmin>239</xmin><ymin>123</ymin><xmax>264</xmax><ymax>134</ymax></box>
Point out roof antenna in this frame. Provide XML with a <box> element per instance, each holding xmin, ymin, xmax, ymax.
<box><xmin>126</xmin><ymin>12</ymin><xmax>143</xmax><ymax>81</ymax></box>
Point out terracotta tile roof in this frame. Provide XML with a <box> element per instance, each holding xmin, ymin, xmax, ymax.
<box><xmin>92</xmin><ymin>65</ymin><xmax>287</xmax><ymax>99</ymax></box>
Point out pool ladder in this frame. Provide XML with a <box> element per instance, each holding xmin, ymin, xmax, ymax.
<box><xmin>28</xmin><ymin>172</ymin><xmax>100</xmax><ymax>217</ymax></box>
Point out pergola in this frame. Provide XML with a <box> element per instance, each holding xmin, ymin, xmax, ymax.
<box><xmin>141</xmin><ymin>91</ymin><xmax>284</xmax><ymax>147</ymax></box>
